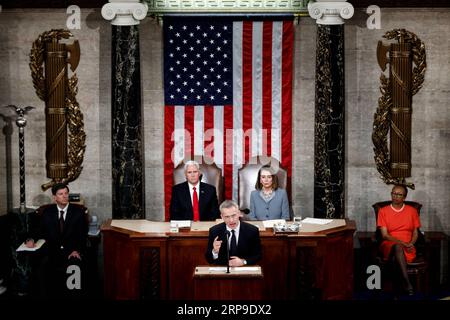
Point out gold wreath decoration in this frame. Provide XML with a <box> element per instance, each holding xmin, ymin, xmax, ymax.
<box><xmin>372</xmin><ymin>29</ymin><xmax>426</xmax><ymax>190</ymax></box>
<box><xmin>29</xmin><ymin>29</ymin><xmax>86</xmax><ymax>191</ymax></box>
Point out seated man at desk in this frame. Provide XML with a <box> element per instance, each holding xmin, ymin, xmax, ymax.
<box><xmin>25</xmin><ymin>183</ymin><xmax>88</xmax><ymax>298</ymax></box>
<box><xmin>170</xmin><ymin>160</ymin><xmax>220</xmax><ymax>221</ymax></box>
<box><xmin>205</xmin><ymin>200</ymin><xmax>261</xmax><ymax>266</ymax></box>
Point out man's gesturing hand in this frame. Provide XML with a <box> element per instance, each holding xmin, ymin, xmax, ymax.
<box><xmin>213</xmin><ymin>236</ymin><xmax>222</xmax><ymax>254</ymax></box>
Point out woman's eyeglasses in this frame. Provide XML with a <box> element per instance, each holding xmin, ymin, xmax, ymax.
<box><xmin>391</xmin><ymin>192</ymin><xmax>405</xmax><ymax>198</ymax></box>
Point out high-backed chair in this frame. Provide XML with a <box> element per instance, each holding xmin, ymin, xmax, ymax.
<box><xmin>238</xmin><ymin>156</ymin><xmax>288</xmax><ymax>217</ymax></box>
<box><xmin>173</xmin><ymin>157</ymin><xmax>224</xmax><ymax>205</ymax></box>
<box><xmin>372</xmin><ymin>201</ymin><xmax>428</xmax><ymax>295</ymax></box>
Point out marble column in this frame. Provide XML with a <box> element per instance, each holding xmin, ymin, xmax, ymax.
<box><xmin>102</xmin><ymin>1</ymin><xmax>148</xmax><ymax>219</ymax></box>
<box><xmin>308</xmin><ymin>0</ymin><xmax>354</xmax><ymax>219</ymax></box>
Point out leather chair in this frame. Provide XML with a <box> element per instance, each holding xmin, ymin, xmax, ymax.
<box><xmin>237</xmin><ymin>156</ymin><xmax>289</xmax><ymax>218</ymax></box>
<box><xmin>372</xmin><ymin>201</ymin><xmax>428</xmax><ymax>295</ymax></box>
<box><xmin>173</xmin><ymin>157</ymin><xmax>224</xmax><ymax>205</ymax></box>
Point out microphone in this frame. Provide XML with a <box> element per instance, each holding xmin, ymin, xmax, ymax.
<box><xmin>225</xmin><ymin>230</ymin><xmax>230</xmax><ymax>273</ymax></box>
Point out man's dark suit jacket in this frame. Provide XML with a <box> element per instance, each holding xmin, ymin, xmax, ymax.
<box><xmin>170</xmin><ymin>181</ymin><xmax>220</xmax><ymax>221</ymax></box>
<box><xmin>32</xmin><ymin>203</ymin><xmax>88</xmax><ymax>261</ymax></box>
<box><xmin>205</xmin><ymin>221</ymin><xmax>262</xmax><ymax>265</ymax></box>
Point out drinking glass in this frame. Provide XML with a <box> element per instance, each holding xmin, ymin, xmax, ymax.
<box><xmin>293</xmin><ymin>215</ymin><xmax>302</xmax><ymax>228</ymax></box>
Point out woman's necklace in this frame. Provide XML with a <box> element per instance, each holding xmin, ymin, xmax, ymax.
<box><xmin>390</xmin><ymin>204</ymin><xmax>405</xmax><ymax>212</ymax></box>
<box><xmin>262</xmin><ymin>188</ymin><xmax>273</xmax><ymax>198</ymax></box>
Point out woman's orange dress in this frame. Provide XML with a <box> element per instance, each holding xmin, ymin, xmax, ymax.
<box><xmin>377</xmin><ymin>204</ymin><xmax>421</xmax><ymax>263</ymax></box>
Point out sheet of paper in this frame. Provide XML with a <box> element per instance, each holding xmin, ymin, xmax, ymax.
<box><xmin>299</xmin><ymin>219</ymin><xmax>346</xmax><ymax>233</ymax></box>
<box><xmin>170</xmin><ymin>220</ymin><xmax>192</xmax><ymax>228</ymax></box>
<box><xmin>233</xmin><ymin>267</ymin><xmax>261</xmax><ymax>272</ymax></box>
<box><xmin>245</xmin><ymin>221</ymin><xmax>266</xmax><ymax>231</ymax></box>
<box><xmin>208</xmin><ymin>266</ymin><xmax>261</xmax><ymax>272</ymax></box>
<box><xmin>16</xmin><ymin>239</ymin><xmax>45</xmax><ymax>252</ymax></box>
<box><xmin>208</xmin><ymin>267</ymin><xmax>228</xmax><ymax>272</ymax></box>
<box><xmin>191</xmin><ymin>221</ymin><xmax>216</xmax><ymax>231</ymax></box>
<box><xmin>302</xmin><ymin>217</ymin><xmax>333</xmax><ymax>225</ymax></box>
<box><xmin>214</xmin><ymin>219</ymin><xmax>265</xmax><ymax>231</ymax></box>
<box><xmin>262</xmin><ymin>219</ymin><xmax>286</xmax><ymax>228</ymax></box>
<box><xmin>111</xmin><ymin>220</ymin><xmax>171</xmax><ymax>233</ymax></box>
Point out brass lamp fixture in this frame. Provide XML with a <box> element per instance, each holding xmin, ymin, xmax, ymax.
<box><xmin>3</xmin><ymin>105</ymin><xmax>34</xmax><ymax>213</ymax></box>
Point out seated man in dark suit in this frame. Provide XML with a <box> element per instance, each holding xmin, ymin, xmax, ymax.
<box><xmin>205</xmin><ymin>200</ymin><xmax>261</xmax><ymax>266</ymax></box>
<box><xmin>25</xmin><ymin>183</ymin><xmax>88</xmax><ymax>298</ymax></box>
<box><xmin>170</xmin><ymin>160</ymin><xmax>220</xmax><ymax>221</ymax></box>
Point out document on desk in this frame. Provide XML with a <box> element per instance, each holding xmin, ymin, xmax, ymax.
<box><xmin>16</xmin><ymin>239</ymin><xmax>45</xmax><ymax>252</ymax></box>
<box><xmin>232</xmin><ymin>267</ymin><xmax>261</xmax><ymax>272</ymax></box>
<box><xmin>302</xmin><ymin>218</ymin><xmax>333</xmax><ymax>225</ymax></box>
<box><xmin>208</xmin><ymin>267</ymin><xmax>261</xmax><ymax>272</ymax></box>
<box><xmin>208</xmin><ymin>267</ymin><xmax>229</xmax><ymax>272</ymax></box>
<box><xmin>191</xmin><ymin>221</ymin><xmax>216</xmax><ymax>231</ymax></box>
<box><xmin>111</xmin><ymin>220</ymin><xmax>171</xmax><ymax>233</ymax></box>
<box><xmin>262</xmin><ymin>219</ymin><xmax>286</xmax><ymax>228</ymax></box>
<box><xmin>170</xmin><ymin>220</ymin><xmax>192</xmax><ymax>228</ymax></box>
<box><xmin>246</xmin><ymin>221</ymin><xmax>266</xmax><ymax>231</ymax></box>
<box><xmin>213</xmin><ymin>219</ymin><xmax>266</xmax><ymax>231</ymax></box>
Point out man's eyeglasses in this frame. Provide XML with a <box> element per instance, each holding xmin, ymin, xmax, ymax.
<box><xmin>391</xmin><ymin>192</ymin><xmax>405</xmax><ymax>198</ymax></box>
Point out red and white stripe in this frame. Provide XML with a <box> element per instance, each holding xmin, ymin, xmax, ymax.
<box><xmin>164</xmin><ymin>20</ymin><xmax>293</xmax><ymax>220</ymax></box>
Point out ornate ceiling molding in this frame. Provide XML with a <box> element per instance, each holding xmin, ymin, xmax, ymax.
<box><xmin>3</xmin><ymin>1</ymin><xmax>450</xmax><ymax>9</ymax></box>
<box><xmin>144</xmin><ymin>0</ymin><xmax>309</xmax><ymax>16</ymax></box>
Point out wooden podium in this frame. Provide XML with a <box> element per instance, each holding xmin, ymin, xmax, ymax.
<box><xmin>193</xmin><ymin>266</ymin><xmax>264</xmax><ymax>300</ymax></box>
<box><xmin>102</xmin><ymin>219</ymin><xmax>356</xmax><ymax>300</ymax></box>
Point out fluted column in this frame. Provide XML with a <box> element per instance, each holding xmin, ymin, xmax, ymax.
<box><xmin>102</xmin><ymin>1</ymin><xmax>148</xmax><ymax>219</ymax></box>
<box><xmin>308</xmin><ymin>0</ymin><xmax>354</xmax><ymax>218</ymax></box>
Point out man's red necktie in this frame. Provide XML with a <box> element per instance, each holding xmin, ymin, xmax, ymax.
<box><xmin>192</xmin><ymin>187</ymin><xmax>200</xmax><ymax>221</ymax></box>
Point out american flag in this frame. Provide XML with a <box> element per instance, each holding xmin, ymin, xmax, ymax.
<box><xmin>163</xmin><ymin>17</ymin><xmax>293</xmax><ymax>220</ymax></box>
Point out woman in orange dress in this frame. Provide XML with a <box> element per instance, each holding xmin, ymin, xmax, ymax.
<box><xmin>377</xmin><ymin>185</ymin><xmax>421</xmax><ymax>295</ymax></box>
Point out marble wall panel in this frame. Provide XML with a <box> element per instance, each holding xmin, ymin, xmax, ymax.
<box><xmin>0</xmin><ymin>8</ymin><xmax>448</xmax><ymax>236</ymax></box>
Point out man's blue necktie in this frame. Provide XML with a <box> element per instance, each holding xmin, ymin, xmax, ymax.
<box><xmin>59</xmin><ymin>210</ymin><xmax>64</xmax><ymax>234</ymax></box>
<box><xmin>229</xmin><ymin>230</ymin><xmax>237</xmax><ymax>257</ymax></box>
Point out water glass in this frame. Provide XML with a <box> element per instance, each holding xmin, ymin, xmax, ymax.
<box><xmin>293</xmin><ymin>215</ymin><xmax>302</xmax><ymax>228</ymax></box>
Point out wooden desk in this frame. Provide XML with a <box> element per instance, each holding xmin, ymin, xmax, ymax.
<box><xmin>193</xmin><ymin>266</ymin><xmax>264</xmax><ymax>300</ymax></box>
<box><xmin>101</xmin><ymin>220</ymin><xmax>356</xmax><ymax>300</ymax></box>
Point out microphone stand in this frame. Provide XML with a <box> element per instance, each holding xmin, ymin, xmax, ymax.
<box><xmin>226</xmin><ymin>231</ymin><xmax>230</xmax><ymax>274</ymax></box>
